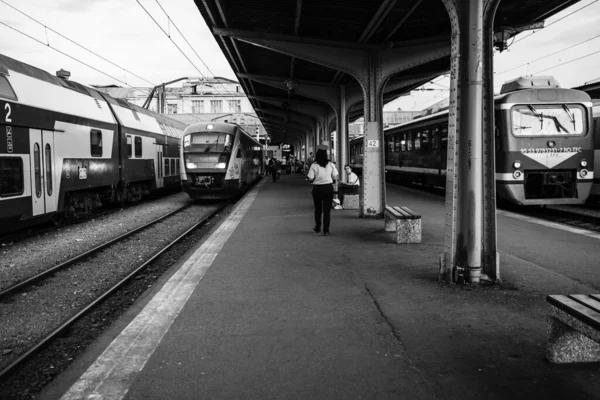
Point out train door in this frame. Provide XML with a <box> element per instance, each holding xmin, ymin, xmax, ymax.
<box><xmin>29</xmin><ymin>129</ymin><xmax>57</xmax><ymax>216</ymax></box>
<box><xmin>155</xmin><ymin>143</ymin><xmax>163</xmax><ymax>188</ymax></box>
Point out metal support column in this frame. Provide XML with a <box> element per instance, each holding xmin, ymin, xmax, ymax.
<box><xmin>440</xmin><ymin>0</ymin><xmax>500</xmax><ymax>284</ymax></box>
<box><xmin>339</xmin><ymin>85</ymin><xmax>348</xmax><ymax>181</ymax></box>
<box><xmin>362</xmin><ymin>52</ymin><xmax>385</xmax><ymax>217</ymax></box>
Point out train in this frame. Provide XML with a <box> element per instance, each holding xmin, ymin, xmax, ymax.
<box><xmin>591</xmin><ymin>100</ymin><xmax>600</xmax><ymax>199</ymax></box>
<box><xmin>0</xmin><ymin>53</ymin><xmax>187</xmax><ymax>232</ymax></box>
<box><xmin>181</xmin><ymin>121</ymin><xmax>265</xmax><ymax>199</ymax></box>
<box><xmin>350</xmin><ymin>76</ymin><xmax>595</xmax><ymax>206</ymax></box>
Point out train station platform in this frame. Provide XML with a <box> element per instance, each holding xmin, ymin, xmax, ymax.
<box><xmin>43</xmin><ymin>175</ymin><xmax>600</xmax><ymax>400</ymax></box>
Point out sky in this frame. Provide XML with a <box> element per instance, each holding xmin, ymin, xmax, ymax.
<box><xmin>1</xmin><ymin>0</ymin><xmax>599</xmax><ymax>112</ymax></box>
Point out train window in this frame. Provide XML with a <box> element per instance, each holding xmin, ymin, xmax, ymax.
<box><xmin>90</xmin><ymin>130</ymin><xmax>102</xmax><ymax>157</ymax></box>
<box><xmin>421</xmin><ymin>129</ymin><xmax>430</xmax><ymax>151</ymax></box>
<box><xmin>135</xmin><ymin>137</ymin><xmax>142</xmax><ymax>157</ymax></box>
<box><xmin>34</xmin><ymin>144</ymin><xmax>41</xmax><ymax>198</ymax></box>
<box><xmin>511</xmin><ymin>105</ymin><xmax>585</xmax><ymax>136</ymax></box>
<box><xmin>401</xmin><ymin>133</ymin><xmax>406</xmax><ymax>152</ymax></box>
<box><xmin>394</xmin><ymin>135</ymin><xmax>401</xmax><ymax>152</ymax></box>
<box><xmin>45</xmin><ymin>144</ymin><xmax>52</xmax><ymax>196</ymax></box>
<box><xmin>176</xmin><ymin>158</ymin><xmax>180</xmax><ymax>174</ymax></box>
<box><xmin>0</xmin><ymin>76</ymin><xmax>17</xmax><ymax>100</ymax></box>
<box><xmin>414</xmin><ymin>132</ymin><xmax>421</xmax><ymax>150</ymax></box>
<box><xmin>407</xmin><ymin>132</ymin><xmax>413</xmax><ymax>151</ymax></box>
<box><xmin>432</xmin><ymin>128</ymin><xmax>439</xmax><ymax>150</ymax></box>
<box><xmin>165</xmin><ymin>158</ymin><xmax>170</xmax><ymax>176</ymax></box>
<box><xmin>441</xmin><ymin>127</ymin><xmax>448</xmax><ymax>148</ymax></box>
<box><xmin>0</xmin><ymin>157</ymin><xmax>23</xmax><ymax>197</ymax></box>
<box><xmin>126</xmin><ymin>136</ymin><xmax>132</xmax><ymax>158</ymax></box>
<box><xmin>189</xmin><ymin>133</ymin><xmax>233</xmax><ymax>153</ymax></box>
<box><xmin>171</xmin><ymin>159</ymin><xmax>175</xmax><ymax>175</ymax></box>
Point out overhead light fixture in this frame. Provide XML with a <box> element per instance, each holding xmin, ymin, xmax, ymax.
<box><xmin>285</xmin><ymin>80</ymin><xmax>298</xmax><ymax>94</ymax></box>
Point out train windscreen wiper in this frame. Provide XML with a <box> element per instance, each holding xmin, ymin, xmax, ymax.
<box><xmin>562</xmin><ymin>104</ymin><xmax>576</xmax><ymax>131</ymax></box>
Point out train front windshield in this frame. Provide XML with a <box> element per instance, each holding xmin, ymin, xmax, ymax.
<box><xmin>511</xmin><ymin>104</ymin><xmax>585</xmax><ymax>137</ymax></box>
<box><xmin>183</xmin><ymin>132</ymin><xmax>233</xmax><ymax>169</ymax></box>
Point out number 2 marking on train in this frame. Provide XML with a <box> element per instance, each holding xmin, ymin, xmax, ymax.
<box><xmin>4</xmin><ymin>103</ymin><xmax>11</xmax><ymax>123</ymax></box>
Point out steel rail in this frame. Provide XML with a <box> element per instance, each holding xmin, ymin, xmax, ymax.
<box><xmin>0</xmin><ymin>204</ymin><xmax>192</xmax><ymax>301</ymax></box>
<box><xmin>0</xmin><ymin>200</ymin><xmax>231</xmax><ymax>381</ymax></box>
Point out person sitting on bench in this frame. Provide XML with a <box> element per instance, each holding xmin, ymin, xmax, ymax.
<box><xmin>339</xmin><ymin>165</ymin><xmax>360</xmax><ymax>206</ymax></box>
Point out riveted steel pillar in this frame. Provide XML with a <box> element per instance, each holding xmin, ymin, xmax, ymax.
<box><xmin>339</xmin><ymin>85</ymin><xmax>348</xmax><ymax>181</ymax></box>
<box><xmin>361</xmin><ymin>52</ymin><xmax>385</xmax><ymax>217</ymax></box>
<box><xmin>440</xmin><ymin>0</ymin><xmax>500</xmax><ymax>284</ymax></box>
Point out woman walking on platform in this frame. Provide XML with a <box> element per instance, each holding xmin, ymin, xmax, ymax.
<box><xmin>307</xmin><ymin>145</ymin><xmax>338</xmax><ymax>236</ymax></box>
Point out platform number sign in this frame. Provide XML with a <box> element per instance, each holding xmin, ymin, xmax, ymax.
<box><xmin>4</xmin><ymin>103</ymin><xmax>11</xmax><ymax>123</ymax></box>
<box><xmin>367</xmin><ymin>140</ymin><xmax>379</xmax><ymax>148</ymax></box>
<box><xmin>6</xmin><ymin>126</ymin><xmax>12</xmax><ymax>153</ymax></box>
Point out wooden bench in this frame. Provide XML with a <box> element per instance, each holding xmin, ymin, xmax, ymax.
<box><xmin>546</xmin><ymin>294</ymin><xmax>600</xmax><ymax>363</ymax></box>
<box><xmin>384</xmin><ymin>206</ymin><xmax>421</xmax><ymax>244</ymax></box>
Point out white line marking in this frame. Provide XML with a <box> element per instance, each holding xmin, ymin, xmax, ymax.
<box><xmin>60</xmin><ymin>181</ymin><xmax>265</xmax><ymax>400</ymax></box>
<box><xmin>498</xmin><ymin>209</ymin><xmax>600</xmax><ymax>240</ymax></box>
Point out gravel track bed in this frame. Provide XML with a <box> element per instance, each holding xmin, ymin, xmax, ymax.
<box><xmin>0</xmin><ymin>197</ymin><xmax>215</xmax><ymax>373</ymax></box>
<box><xmin>0</xmin><ymin>192</ymin><xmax>192</xmax><ymax>292</ymax></box>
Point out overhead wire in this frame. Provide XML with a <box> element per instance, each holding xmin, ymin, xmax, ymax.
<box><xmin>511</xmin><ymin>0</ymin><xmax>598</xmax><ymax>46</ymax></box>
<box><xmin>0</xmin><ymin>0</ymin><xmax>156</xmax><ymax>88</ymax></box>
<box><xmin>137</xmin><ymin>0</ymin><xmax>239</xmax><ymax>112</ymax></box>
<box><xmin>496</xmin><ymin>32</ymin><xmax>600</xmax><ymax>75</ymax></box>
<box><xmin>0</xmin><ymin>20</ymin><xmax>151</xmax><ymax>94</ymax></box>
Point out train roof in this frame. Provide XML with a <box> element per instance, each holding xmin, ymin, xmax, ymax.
<box><xmin>184</xmin><ymin>121</ymin><xmax>262</xmax><ymax>146</ymax></box>
<box><xmin>0</xmin><ymin>53</ymin><xmax>187</xmax><ymax>135</ymax></box>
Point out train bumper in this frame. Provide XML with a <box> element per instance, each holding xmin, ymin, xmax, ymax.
<box><xmin>497</xmin><ymin>181</ymin><xmax>592</xmax><ymax>206</ymax></box>
<box><xmin>182</xmin><ymin>179</ymin><xmax>239</xmax><ymax>200</ymax></box>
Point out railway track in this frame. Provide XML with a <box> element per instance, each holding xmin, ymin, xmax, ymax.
<box><xmin>0</xmin><ymin>198</ymin><xmax>233</xmax><ymax>391</ymax></box>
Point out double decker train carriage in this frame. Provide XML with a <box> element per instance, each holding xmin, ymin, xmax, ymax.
<box><xmin>181</xmin><ymin>121</ymin><xmax>264</xmax><ymax>199</ymax></box>
<box><xmin>591</xmin><ymin>100</ymin><xmax>600</xmax><ymax>199</ymax></box>
<box><xmin>0</xmin><ymin>54</ymin><xmax>186</xmax><ymax>231</ymax></box>
<box><xmin>350</xmin><ymin>76</ymin><xmax>594</xmax><ymax>206</ymax></box>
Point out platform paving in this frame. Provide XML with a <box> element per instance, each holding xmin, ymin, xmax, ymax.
<box><xmin>42</xmin><ymin>175</ymin><xmax>600</xmax><ymax>400</ymax></box>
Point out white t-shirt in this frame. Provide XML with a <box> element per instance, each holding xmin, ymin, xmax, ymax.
<box><xmin>347</xmin><ymin>172</ymin><xmax>360</xmax><ymax>186</ymax></box>
<box><xmin>307</xmin><ymin>162</ymin><xmax>338</xmax><ymax>185</ymax></box>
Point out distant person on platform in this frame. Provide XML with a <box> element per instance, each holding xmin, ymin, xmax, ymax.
<box><xmin>338</xmin><ymin>165</ymin><xmax>360</xmax><ymax>207</ymax></box>
<box><xmin>307</xmin><ymin>145</ymin><xmax>338</xmax><ymax>236</ymax></box>
<box><xmin>268</xmin><ymin>158</ymin><xmax>277</xmax><ymax>182</ymax></box>
<box><xmin>306</xmin><ymin>152</ymin><xmax>314</xmax><ymax>172</ymax></box>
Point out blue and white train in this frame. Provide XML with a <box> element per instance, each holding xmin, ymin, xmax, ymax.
<box><xmin>0</xmin><ymin>54</ymin><xmax>186</xmax><ymax>232</ymax></box>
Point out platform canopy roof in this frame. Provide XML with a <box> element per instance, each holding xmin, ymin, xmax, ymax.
<box><xmin>194</xmin><ymin>0</ymin><xmax>580</xmax><ymax>142</ymax></box>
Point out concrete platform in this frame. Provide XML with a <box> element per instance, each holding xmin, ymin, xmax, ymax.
<box><xmin>42</xmin><ymin>175</ymin><xmax>600</xmax><ymax>400</ymax></box>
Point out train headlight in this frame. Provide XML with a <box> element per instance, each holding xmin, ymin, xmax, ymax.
<box><xmin>186</xmin><ymin>162</ymin><xmax>198</xmax><ymax>169</ymax></box>
<box><xmin>513</xmin><ymin>161</ymin><xmax>521</xmax><ymax>169</ymax></box>
<box><xmin>580</xmin><ymin>169</ymin><xmax>588</xmax><ymax>178</ymax></box>
<box><xmin>215</xmin><ymin>162</ymin><xmax>227</xmax><ymax>169</ymax></box>
<box><xmin>581</xmin><ymin>160</ymin><xmax>588</xmax><ymax>168</ymax></box>
<box><xmin>513</xmin><ymin>170</ymin><xmax>522</xmax><ymax>179</ymax></box>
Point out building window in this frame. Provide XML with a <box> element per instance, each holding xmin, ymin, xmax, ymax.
<box><xmin>192</xmin><ymin>100</ymin><xmax>204</xmax><ymax>114</ymax></box>
<box><xmin>230</xmin><ymin>100</ymin><xmax>241</xmax><ymax>113</ymax></box>
<box><xmin>167</xmin><ymin>104</ymin><xmax>178</xmax><ymax>114</ymax></box>
<box><xmin>210</xmin><ymin>100</ymin><xmax>222</xmax><ymax>113</ymax></box>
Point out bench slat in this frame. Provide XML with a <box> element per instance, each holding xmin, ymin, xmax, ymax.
<box><xmin>569</xmin><ymin>294</ymin><xmax>600</xmax><ymax>314</ymax></box>
<box><xmin>385</xmin><ymin>206</ymin><xmax>403</xmax><ymax>219</ymax></box>
<box><xmin>393</xmin><ymin>207</ymin><xmax>412</xmax><ymax>219</ymax></box>
<box><xmin>547</xmin><ymin>295</ymin><xmax>600</xmax><ymax>331</ymax></box>
<box><xmin>591</xmin><ymin>294</ymin><xmax>600</xmax><ymax>303</ymax></box>
<box><xmin>399</xmin><ymin>206</ymin><xmax>420</xmax><ymax>219</ymax></box>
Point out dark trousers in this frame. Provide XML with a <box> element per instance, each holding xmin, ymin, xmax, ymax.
<box><xmin>312</xmin><ymin>184</ymin><xmax>334</xmax><ymax>232</ymax></box>
<box><xmin>271</xmin><ymin>168</ymin><xmax>277</xmax><ymax>182</ymax></box>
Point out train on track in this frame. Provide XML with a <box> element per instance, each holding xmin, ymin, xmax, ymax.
<box><xmin>591</xmin><ymin>100</ymin><xmax>600</xmax><ymax>200</ymax></box>
<box><xmin>181</xmin><ymin>121</ymin><xmax>265</xmax><ymax>199</ymax></box>
<box><xmin>0</xmin><ymin>54</ymin><xmax>187</xmax><ymax>232</ymax></box>
<box><xmin>350</xmin><ymin>76</ymin><xmax>595</xmax><ymax>206</ymax></box>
